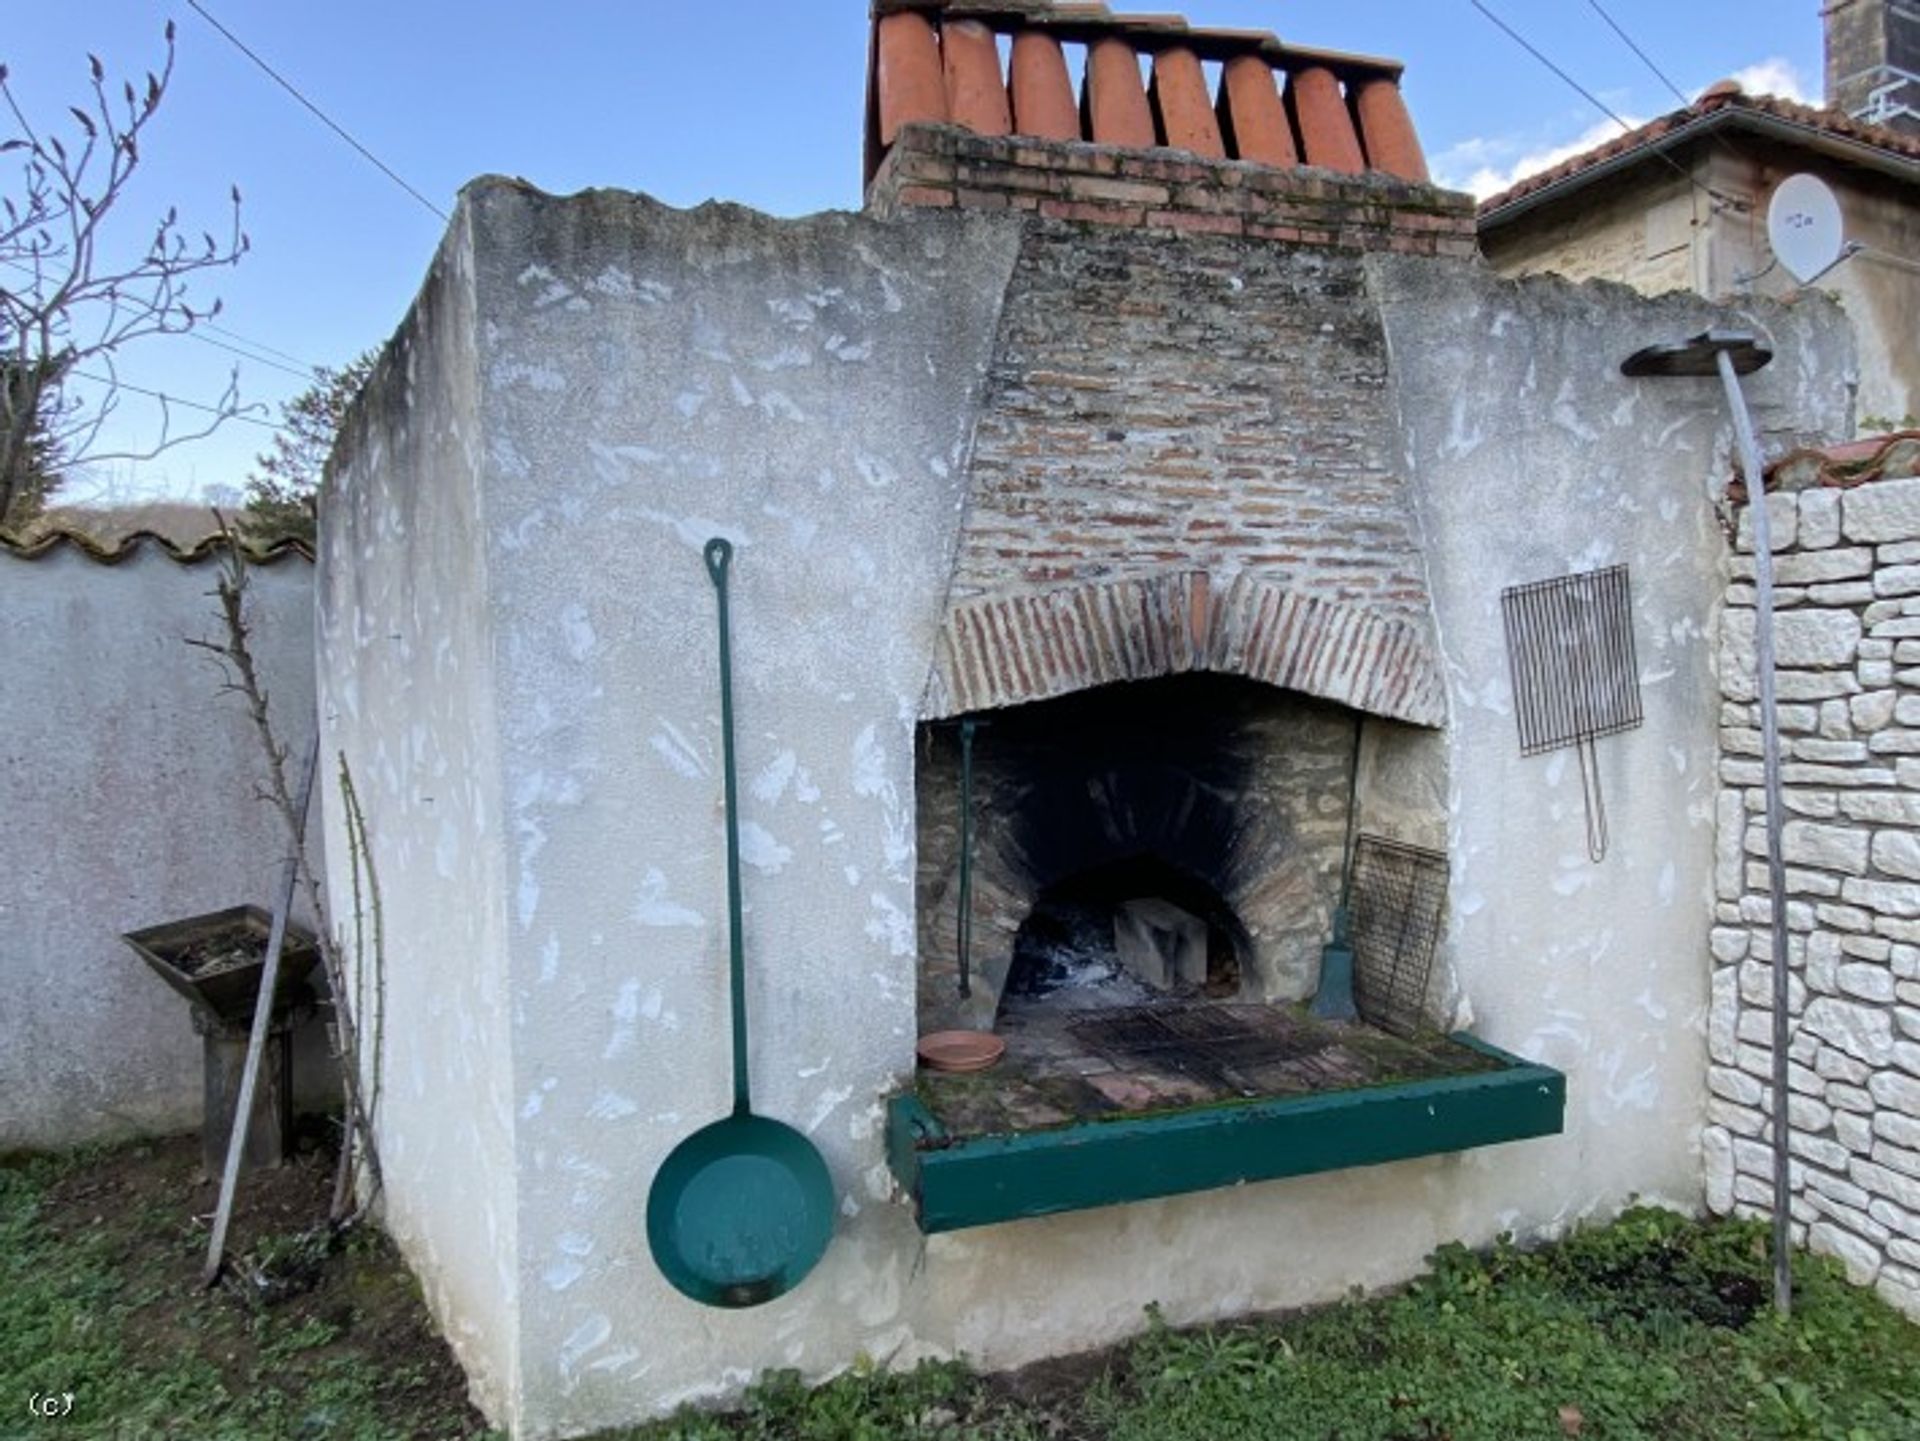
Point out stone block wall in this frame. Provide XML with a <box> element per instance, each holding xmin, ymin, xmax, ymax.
<box><xmin>1710</xmin><ymin>474</ymin><xmax>1920</xmax><ymax>1320</ymax></box>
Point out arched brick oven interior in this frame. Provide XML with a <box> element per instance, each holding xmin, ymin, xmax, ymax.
<box><xmin>916</xmin><ymin>673</ymin><xmax>1386</xmax><ymax>1032</ymax></box>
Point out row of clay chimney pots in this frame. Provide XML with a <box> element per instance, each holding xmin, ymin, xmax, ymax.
<box><xmin>875</xmin><ymin>11</ymin><xmax>1429</xmax><ymax>183</ymax></box>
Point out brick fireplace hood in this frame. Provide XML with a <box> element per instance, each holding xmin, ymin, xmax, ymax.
<box><xmin>858</xmin><ymin>1</ymin><xmax>1464</xmax><ymax>729</ymax></box>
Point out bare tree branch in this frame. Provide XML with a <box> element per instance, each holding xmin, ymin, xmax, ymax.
<box><xmin>193</xmin><ymin>518</ymin><xmax>384</xmax><ymax>1216</ymax></box>
<box><xmin>1</xmin><ymin>22</ymin><xmax>250</xmax><ymax>529</ymax></box>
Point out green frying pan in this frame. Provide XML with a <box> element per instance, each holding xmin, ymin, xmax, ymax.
<box><xmin>646</xmin><ymin>538</ymin><xmax>835</xmax><ymax>1308</ymax></box>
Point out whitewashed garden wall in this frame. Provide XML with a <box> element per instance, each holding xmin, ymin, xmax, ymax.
<box><xmin>0</xmin><ymin>537</ymin><xmax>324</xmax><ymax>1150</ymax></box>
<box><xmin>1711</xmin><ymin>467</ymin><xmax>1920</xmax><ymax>1320</ymax></box>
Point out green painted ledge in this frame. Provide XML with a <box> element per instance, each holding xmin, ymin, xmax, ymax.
<box><xmin>886</xmin><ymin>1034</ymin><xmax>1565</xmax><ymax>1233</ymax></box>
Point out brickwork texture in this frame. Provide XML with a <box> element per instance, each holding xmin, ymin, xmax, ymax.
<box><xmin>871</xmin><ymin>124</ymin><xmax>1476</xmax><ymax>256</ymax></box>
<box><xmin>924</xmin><ymin>219</ymin><xmax>1446</xmax><ymax>728</ymax></box>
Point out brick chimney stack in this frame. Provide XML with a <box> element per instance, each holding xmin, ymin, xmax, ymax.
<box><xmin>1824</xmin><ymin>0</ymin><xmax>1920</xmax><ymax>135</ymax></box>
<box><xmin>863</xmin><ymin>3</ymin><xmax>1476</xmax><ymax>257</ymax></box>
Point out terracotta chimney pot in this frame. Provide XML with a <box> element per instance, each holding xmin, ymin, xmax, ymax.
<box><xmin>1150</xmin><ymin>47</ymin><xmax>1225</xmax><ymax>158</ymax></box>
<box><xmin>943</xmin><ymin>19</ymin><xmax>1013</xmax><ymax>137</ymax></box>
<box><xmin>877</xmin><ymin>11</ymin><xmax>950</xmax><ymax>145</ymax></box>
<box><xmin>1217</xmin><ymin>55</ymin><xmax>1296</xmax><ymax>166</ymax></box>
<box><xmin>1287</xmin><ymin>66</ymin><xmax>1365</xmax><ymax>174</ymax></box>
<box><xmin>1009</xmin><ymin>31</ymin><xmax>1081</xmax><ymax>141</ymax></box>
<box><xmin>1351</xmin><ymin>76</ymin><xmax>1428</xmax><ymax>182</ymax></box>
<box><xmin>1085</xmin><ymin>38</ymin><xmax>1156</xmax><ymax>148</ymax></box>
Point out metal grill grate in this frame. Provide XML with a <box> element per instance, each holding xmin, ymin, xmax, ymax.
<box><xmin>1500</xmin><ymin>564</ymin><xmax>1643</xmax><ymax>757</ymax></box>
<box><xmin>1349</xmin><ymin>836</ymin><xmax>1448</xmax><ymax>1037</ymax></box>
<box><xmin>1500</xmin><ymin>564</ymin><xmax>1642</xmax><ymax>860</ymax></box>
<box><xmin>1070</xmin><ymin>1004</ymin><xmax>1318</xmax><ymax>1091</ymax></box>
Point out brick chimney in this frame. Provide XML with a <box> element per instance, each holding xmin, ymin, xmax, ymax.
<box><xmin>863</xmin><ymin>2</ymin><xmax>1475</xmax><ymax>258</ymax></box>
<box><xmin>1825</xmin><ymin>0</ymin><xmax>1920</xmax><ymax>134</ymax></box>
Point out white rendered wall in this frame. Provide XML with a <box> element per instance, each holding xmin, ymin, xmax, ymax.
<box><xmin>319</xmin><ymin>205</ymin><xmax>524</xmax><ymax>1423</ymax></box>
<box><xmin>0</xmin><ymin>542</ymin><xmax>320</xmax><ymax>1150</ymax></box>
<box><xmin>327</xmin><ymin>182</ymin><xmax>1857</xmax><ymax>1439</ymax></box>
<box><xmin>1376</xmin><ymin>260</ymin><xmax>1854</xmax><ymax>1235</ymax></box>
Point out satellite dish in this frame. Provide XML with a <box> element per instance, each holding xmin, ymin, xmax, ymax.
<box><xmin>1767</xmin><ymin>174</ymin><xmax>1845</xmax><ymax>284</ymax></box>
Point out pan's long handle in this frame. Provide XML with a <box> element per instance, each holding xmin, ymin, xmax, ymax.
<box><xmin>705</xmin><ymin>538</ymin><xmax>752</xmax><ymax>1119</ymax></box>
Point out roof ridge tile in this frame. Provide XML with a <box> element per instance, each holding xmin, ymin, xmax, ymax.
<box><xmin>0</xmin><ymin>527</ymin><xmax>313</xmax><ymax>566</ymax></box>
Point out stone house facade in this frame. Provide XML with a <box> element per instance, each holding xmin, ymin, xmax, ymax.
<box><xmin>1477</xmin><ymin>2</ymin><xmax>1920</xmax><ymax>432</ymax></box>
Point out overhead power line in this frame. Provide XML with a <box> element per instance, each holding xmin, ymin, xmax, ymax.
<box><xmin>199</xmin><ymin>320</ymin><xmax>319</xmax><ymax>373</ymax></box>
<box><xmin>1465</xmin><ymin>0</ymin><xmax>1741</xmax><ymax>211</ymax></box>
<box><xmin>187</xmin><ymin>329</ymin><xmax>316</xmax><ymax>382</ymax></box>
<box><xmin>1468</xmin><ymin>0</ymin><xmax>1651</xmax><ymax>139</ymax></box>
<box><xmin>72</xmin><ymin>370</ymin><xmax>288</xmax><ymax>430</ymax></box>
<box><xmin>185</xmin><ymin>0</ymin><xmax>450</xmax><ymax>223</ymax></box>
<box><xmin>1584</xmin><ymin>0</ymin><xmax>1691</xmax><ymax>109</ymax></box>
<box><xmin>1</xmin><ymin>255</ymin><xmax>321</xmax><ymax>377</ymax></box>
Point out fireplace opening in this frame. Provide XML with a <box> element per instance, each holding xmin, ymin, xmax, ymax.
<box><xmin>1002</xmin><ymin>855</ymin><xmax>1245</xmax><ymax>1014</ymax></box>
<box><xmin>900</xmin><ymin>671</ymin><xmax>1536</xmax><ymax>1181</ymax></box>
<box><xmin>915</xmin><ymin>673</ymin><xmax>1361</xmax><ymax>1036</ymax></box>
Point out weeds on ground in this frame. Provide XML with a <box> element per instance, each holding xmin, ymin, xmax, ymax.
<box><xmin>0</xmin><ymin>1142</ymin><xmax>491</xmax><ymax>1440</ymax></box>
<box><xmin>630</xmin><ymin>1357</ymin><xmax>1051</xmax><ymax>1441</ymax></box>
<box><xmin>1085</xmin><ymin>1208</ymin><xmax>1919</xmax><ymax>1441</ymax></box>
<box><xmin>636</xmin><ymin>1208</ymin><xmax>1919</xmax><ymax>1441</ymax></box>
<box><xmin>8</xmin><ymin>1137</ymin><xmax>1919</xmax><ymax>1441</ymax></box>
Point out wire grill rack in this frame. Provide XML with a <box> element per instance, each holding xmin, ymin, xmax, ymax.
<box><xmin>1070</xmin><ymin>1004</ymin><xmax>1319</xmax><ymax>1092</ymax></box>
<box><xmin>1349</xmin><ymin>835</ymin><xmax>1449</xmax><ymax>1037</ymax></box>
<box><xmin>1501</xmin><ymin>564</ymin><xmax>1642</xmax><ymax>757</ymax></box>
<box><xmin>1500</xmin><ymin>564</ymin><xmax>1643</xmax><ymax>860</ymax></box>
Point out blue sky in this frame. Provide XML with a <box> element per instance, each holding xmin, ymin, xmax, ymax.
<box><xmin>4</xmin><ymin>2</ymin><xmax>1823</xmax><ymax>503</ymax></box>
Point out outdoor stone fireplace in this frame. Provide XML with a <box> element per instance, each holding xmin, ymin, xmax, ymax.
<box><xmin>314</xmin><ymin>3</ymin><xmax>1854</xmax><ymax>1434</ymax></box>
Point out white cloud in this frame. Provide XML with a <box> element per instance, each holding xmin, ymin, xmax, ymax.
<box><xmin>1436</xmin><ymin>115</ymin><xmax>1648</xmax><ymax>200</ymax></box>
<box><xmin>1431</xmin><ymin>57</ymin><xmax>1814</xmax><ymax>201</ymax></box>
<box><xmin>1722</xmin><ymin>58</ymin><xmax>1813</xmax><ymax>105</ymax></box>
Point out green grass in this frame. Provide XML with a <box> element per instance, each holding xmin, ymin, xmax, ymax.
<box><xmin>1075</xmin><ymin>1212</ymin><xmax>1920</xmax><ymax>1441</ymax></box>
<box><xmin>6</xmin><ymin>1137</ymin><xmax>1918</xmax><ymax>1440</ymax></box>
<box><xmin>627</xmin><ymin>1209</ymin><xmax>1920</xmax><ymax>1441</ymax></box>
<box><xmin>0</xmin><ymin>1141</ymin><xmax>492</xmax><ymax>1440</ymax></box>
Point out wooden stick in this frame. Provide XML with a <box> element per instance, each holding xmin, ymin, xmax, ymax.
<box><xmin>201</xmin><ymin>733</ymin><xmax>319</xmax><ymax>1288</ymax></box>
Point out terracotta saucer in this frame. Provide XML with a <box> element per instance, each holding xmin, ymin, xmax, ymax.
<box><xmin>916</xmin><ymin>1030</ymin><xmax>1006</xmax><ymax>1073</ymax></box>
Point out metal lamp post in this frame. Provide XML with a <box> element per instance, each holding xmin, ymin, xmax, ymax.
<box><xmin>1621</xmin><ymin>329</ymin><xmax>1792</xmax><ymax>1315</ymax></box>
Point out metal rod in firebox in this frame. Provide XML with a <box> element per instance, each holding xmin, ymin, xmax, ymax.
<box><xmin>957</xmin><ymin>718</ymin><xmax>977</xmax><ymax>999</ymax></box>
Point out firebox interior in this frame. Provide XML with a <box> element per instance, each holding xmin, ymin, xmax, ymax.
<box><xmin>1002</xmin><ymin>854</ymin><xmax>1247</xmax><ymax>1011</ymax></box>
<box><xmin>915</xmin><ymin>673</ymin><xmax>1362</xmax><ymax>1034</ymax></box>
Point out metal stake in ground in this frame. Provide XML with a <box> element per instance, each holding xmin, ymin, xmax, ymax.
<box><xmin>1621</xmin><ymin>329</ymin><xmax>1791</xmax><ymax>1315</ymax></box>
<box><xmin>202</xmin><ymin>732</ymin><xmax>320</xmax><ymax>1287</ymax></box>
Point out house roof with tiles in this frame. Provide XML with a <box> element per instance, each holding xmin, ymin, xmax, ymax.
<box><xmin>1480</xmin><ymin>83</ymin><xmax>1920</xmax><ymax>228</ymax></box>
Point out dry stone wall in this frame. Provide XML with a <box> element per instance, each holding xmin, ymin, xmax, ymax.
<box><xmin>1711</xmin><ymin>473</ymin><xmax>1920</xmax><ymax>1320</ymax></box>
